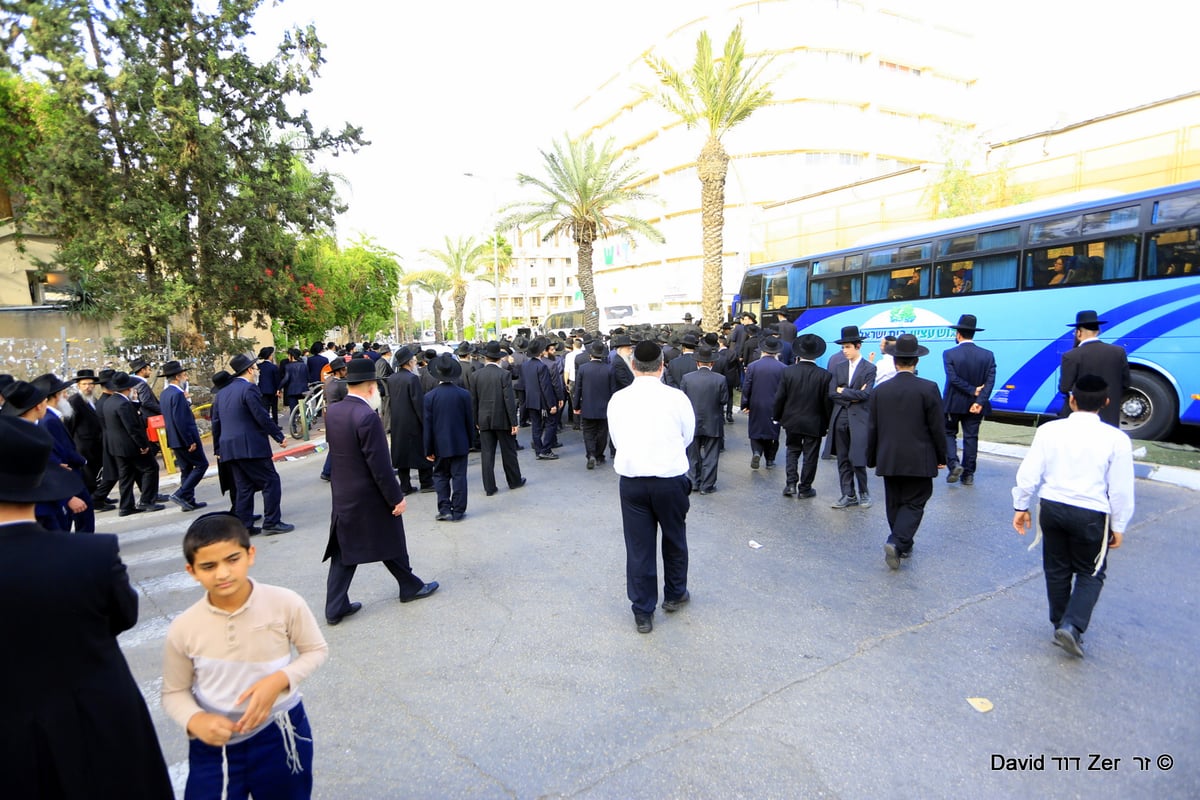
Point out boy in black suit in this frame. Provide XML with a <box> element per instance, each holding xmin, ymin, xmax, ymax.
<box><xmin>866</xmin><ymin>335</ymin><xmax>948</xmax><ymax>570</ymax></box>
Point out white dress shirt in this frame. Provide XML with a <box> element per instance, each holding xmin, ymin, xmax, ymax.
<box><xmin>608</xmin><ymin>375</ymin><xmax>695</xmax><ymax>478</ymax></box>
<box><xmin>1012</xmin><ymin>411</ymin><xmax>1135</xmax><ymax>531</ymax></box>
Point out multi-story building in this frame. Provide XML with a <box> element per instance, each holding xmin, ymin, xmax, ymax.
<box><xmin>565</xmin><ymin>0</ymin><xmax>979</xmax><ymax>317</ymax></box>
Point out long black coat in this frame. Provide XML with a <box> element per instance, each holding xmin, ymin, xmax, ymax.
<box><xmin>0</xmin><ymin>523</ymin><xmax>173</xmax><ymax>798</ymax></box>
<box><xmin>741</xmin><ymin>355</ymin><xmax>784</xmax><ymax>441</ymax></box>
<box><xmin>1059</xmin><ymin>338</ymin><xmax>1130</xmax><ymax>427</ymax></box>
<box><xmin>773</xmin><ymin>361</ymin><xmax>833</xmax><ymax>437</ymax></box>
<box><xmin>829</xmin><ymin>357</ymin><xmax>876</xmax><ymax>466</ymax></box>
<box><xmin>387</xmin><ymin>368</ymin><xmax>427</xmax><ymax>470</ymax></box>
<box><xmin>101</xmin><ymin>392</ymin><xmax>150</xmax><ymax>458</ymax></box>
<box><xmin>866</xmin><ymin>371</ymin><xmax>947</xmax><ymax>477</ymax></box>
<box><xmin>681</xmin><ymin>366</ymin><xmax>729</xmax><ymax>438</ymax></box>
<box><xmin>323</xmin><ymin>396</ymin><xmax>411</xmax><ymax>565</ymax></box>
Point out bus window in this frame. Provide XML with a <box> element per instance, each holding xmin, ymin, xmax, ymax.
<box><xmin>810</xmin><ymin>275</ymin><xmax>860</xmax><ymax>306</ymax></box>
<box><xmin>1153</xmin><ymin>191</ymin><xmax>1200</xmax><ymax>225</ymax></box>
<box><xmin>871</xmin><ymin>267</ymin><xmax>925</xmax><ymax>300</ymax></box>
<box><xmin>812</xmin><ymin>256</ymin><xmax>844</xmax><ymax>274</ymax></box>
<box><xmin>738</xmin><ymin>272</ymin><xmax>764</xmax><ymax>320</ymax></box>
<box><xmin>935</xmin><ymin>254</ymin><xmax>1016</xmax><ymax>295</ymax></box>
<box><xmin>787</xmin><ymin>262</ymin><xmax>809</xmax><ymax>308</ymax></box>
<box><xmin>763</xmin><ymin>268</ymin><xmax>789</xmax><ymax>312</ymax></box>
<box><xmin>1147</xmin><ymin>227</ymin><xmax>1199</xmax><ymax>278</ymax></box>
<box><xmin>1026</xmin><ymin>235</ymin><xmax>1137</xmax><ymax>287</ymax></box>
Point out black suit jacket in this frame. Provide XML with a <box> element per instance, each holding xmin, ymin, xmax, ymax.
<box><xmin>102</xmin><ymin>393</ymin><xmax>150</xmax><ymax>458</ymax></box>
<box><xmin>1059</xmin><ymin>338</ymin><xmax>1130</xmax><ymax>427</ymax></box>
<box><xmin>773</xmin><ymin>361</ymin><xmax>833</xmax><ymax>437</ymax></box>
<box><xmin>68</xmin><ymin>394</ymin><xmax>103</xmax><ymax>457</ymax></box>
<box><xmin>866</xmin><ymin>372</ymin><xmax>947</xmax><ymax>476</ymax></box>
<box><xmin>573</xmin><ymin>359</ymin><xmax>617</xmax><ymax>419</ymax></box>
<box><xmin>386</xmin><ymin>368</ymin><xmax>427</xmax><ymax>469</ymax></box>
<box><xmin>942</xmin><ymin>341</ymin><xmax>997</xmax><ymax>416</ymax></box>
<box><xmin>665</xmin><ymin>352</ymin><xmax>698</xmax><ymax>388</ymax></box>
<box><xmin>471</xmin><ymin>363</ymin><xmax>518</xmax><ymax>431</ymax></box>
<box><xmin>680</xmin><ymin>366</ymin><xmax>729</xmax><ymax>438</ymax></box>
<box><xmin>0</xmin><ymin>522</ymin><xmax>172</xmax><ymax>798</ymax></box>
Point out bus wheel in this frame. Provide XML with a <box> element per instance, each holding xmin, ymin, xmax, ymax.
<box><xmin>1120</xmin><ymin>371</ymin><xmax>1177</xmax><ymax>441</ymax></box>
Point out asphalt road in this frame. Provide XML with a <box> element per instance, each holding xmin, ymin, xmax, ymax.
<box><xmin>108</xmin><ymin>417</ymin><xmax>1200</xmax><ymax>799</ymax></box>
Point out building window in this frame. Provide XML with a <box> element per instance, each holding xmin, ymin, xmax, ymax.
<box><xmin>510</xmin><ymin>276</ymin><xmax>519</xmax><ymax>287</ymax></box>
<box><xmin>566</xmin><ymin>276</ymin><xmax>573</xmax><ymax>286</ymax></box>
<box><xmin>531</xmin><ymin>296</ymin><xmax>542</xmax><ymax>307</ymax></box>
<box><xmin>513</xmin><ymin>297</ymin><xmax>525</xmax><ymax>308</ymax></box>
<box><xmin>530</xmin><ymin>277</ymin><xmax>538</xmax><ymax>288</ymax></box>
<box><xmin>548</xmin><ymin>277</ymin><xmax>556</xmax><ymax>287</ymax></box>
<box><xmin>549</xmin><ymin>296</ymin><xmax>560</xmax><ymax>309</ymax></box>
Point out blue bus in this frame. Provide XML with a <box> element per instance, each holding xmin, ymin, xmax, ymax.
<box><xmin>734</xmin><ymin>180</ymin><xmax>1200</xmax><ymax>440</ymax></box>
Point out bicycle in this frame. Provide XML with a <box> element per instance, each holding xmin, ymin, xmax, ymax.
<box><xmin>288</xmin><ymin>382</ymin><xmax>326</xmax><ymax>439</ymax></box>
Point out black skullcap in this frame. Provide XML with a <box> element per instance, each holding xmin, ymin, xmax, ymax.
<box><xmin>1074</xmin><ymin>374</ymin><xmax>1108</xmax><ymax>393</ymax></box>
<box><xmin>632</xmin><ymin>340</ymin><xmax>662</xmax><ymax>363</ymax></box>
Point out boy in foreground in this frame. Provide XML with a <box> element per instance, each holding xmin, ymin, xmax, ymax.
<box><xmin>163</xmin><ymin>513</ymin><xmax>329</xmax><ymax>798</ymax></box>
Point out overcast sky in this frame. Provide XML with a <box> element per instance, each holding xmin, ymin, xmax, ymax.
<box><xmin>246</xmin><ymin>0</ymin><xmax>1198</xmax><ymax>266</ymax></box>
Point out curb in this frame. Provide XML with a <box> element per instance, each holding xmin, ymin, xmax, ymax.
<box><xmin>978</xmin><ymin>440</ymin><xmax>1200</xmax><ymax>492</ymax></box>
<box><xmin>158</xmin><ymin>436</ymin><xmax>327</xmax><ymax>488</ymax></box>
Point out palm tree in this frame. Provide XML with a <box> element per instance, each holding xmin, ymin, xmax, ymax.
<box><xmin>506</xmin><ymin>134</ymin><xmax>663</xmax><ymax>333</ymax></box>
<box><xmin>643</xmin><ymin>22</ymin><xmax>774</xmax><ymax>329</ymax></box>
<box><xmin>421</xmin><ymin>235</ymin><xmax>488</xmax><ymax>341</ymax></box>
<box><xmin>402</xmin><ymin>269</ymin><xmax>452</xmax><ymax>341</ymax></box>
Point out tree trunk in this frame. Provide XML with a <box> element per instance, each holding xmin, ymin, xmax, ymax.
<box><xmin>574</xmin><ymin>221</ymin><xmax>599</xmax><ymax>332</ymax></box>
<box><xmin>406</xmin><ymin>288</ymin><xmax>414</xmax><ymax>339</ymax></box>
<box><xmin>453</xmin><ymin>287</ymin><xmax>467</xmax><ymax>342</ymax></box>
<box><xmin>697</xmin><ymin>135</ymin><xmax>729</xmax><ymax>331</ymax></box>
<box><xmin>432</xmin><ymin>296</ymin><xmax>444</xmax><ymax>341</ymax></box>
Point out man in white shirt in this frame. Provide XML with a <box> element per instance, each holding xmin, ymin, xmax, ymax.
<box><xmin>1012</xmin><ymin>374</ymin><xmax>1135</xmax><ymax>658</ymax></box>
<box><xmin>608</xmin><ymin>340</ymin><xmax>695</xmax><ymax>634</ymax></box>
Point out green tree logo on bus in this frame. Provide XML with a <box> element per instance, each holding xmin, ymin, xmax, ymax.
<box><xmin>890</xmin><ymin>305</ymin><xmax>917</xmax><ymax>323</ymax></box>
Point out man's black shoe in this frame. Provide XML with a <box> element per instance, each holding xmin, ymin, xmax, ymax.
<box><xmin>252</xmin><ymin>514</ymin><xmax>263</xmax><ymax>523</ymax></box>
<box><xmin>884</xmin><ymin>543</ymin><xmax>901</xmax><ymax>570</ymax></box>
<box><xmin>419</xmin><ymin>485</ymin><xmax>436</xmax><ymax>493</ymax></box>
<box><xmin>138</xmin><ymin>503</ymin><xmax>166</xmax><ymax>513</ymax></box>
<box><xmin>401</xmin><ymin>582</ymin><xmax>439</xmax><ymax>603</ymax></box>
<box><xmin>118</xmin><ymin>507</ymin><xmax>146</xmax><ymax>517</ymax></box>
<box><xmin>169</xmin><ymin>494</ymin><xmax>191</xmax><ymax>511</ymax></box>
<box><xmin>550</xmin><ymin>441</ymin><xmax>563</xmax><ymax>449</ymax></box>
<box><xmin>947</xmin><ymin>465</ymin><xmax>963</xmax><ymax>483</ymax></box>
<box><xmin>634</xmin><ymin>613</ymin><xmax>653</xmax><ymax>634</ymax></box>
<box><xmin>831</xmin><ymin>495</ymin><xmax>858</xmax><ymax>509</ymax></box>
<box><xmin>247</xmin><ymin>526</ymin><xmax>262</xmax><ymax>536</ymax></box>
<box><xmin>662</xmin><ymin>591</ymin><xmax>690</xmax><ymax>613</ymax></box>
<box><xmin>154</xmin><ymin>494</ymin><xmax>171</xmax><ymax>503</ymax></box>
<box><xmin>326</xmin><ymin>602</ymin><xmax>362</xmax><ymax>626</ymax></box>
<box><xmin>515</xmin><ymin>443</ymin><xmax>525</xmax><ymax>451</ymax></box>
<box><xmin>1054</xmin><ymin>624</ymin><xmax>1085</xmax><ymax>658</ymax></box>
<box><xmin>95</xmin><ymin>501</ymin><xmax>117</xmax><ymax>512</ymax></box>
<box><xmin>400</xmin><ymin>485</ymin><xmax>417</xmax><ymax>494</ymax></box>
<box><xmin>319</xmin><ymin>473</ymin><xmax>331</xmax><ymax>482</ymax></box>
<box><xmin>262</xmin><ymin>522</ymin><xmax>295</xmax><ymax>535</ymax></box>
<box><xmin>751</xmin><ymin>454</ymin><xmax>761</xmax><ymax>469</ymax></box>
<box><xmin>858</xmin><ymin>493</ymin><xmax>873</xmax><ymax>509</ymax></box>
<box><xmin>796</xmin><ymin>488</ymin><xmax>817</xmax><ymax>499</ymax></box>
<box><xmin>536</xmin><ymin>452</ymin><xmax>559</xmax><ymax>460</ymax></box>
<box><xmin>435</xmin><ymin>513</ymin><xmax>450</xmax><ymax>521</ymax></box>
<box><xmin>765</xmin><ymin>460</ymin><xmax>775</xmax><ymax>469</ymax></box>
<box><xmin>961</xmin><ymin>473</ymin><xmax>974</xmax><ymax>486</ymax></box>
<box><xmin>783</xmin><ymin>483</ymin><xmax>796</xmax><ymax>497</ymax></box>
<box><xmin>587</xmin><ymin>457</ymin><xmax>596</xmax><ymax>470</ymax></box>
<box><xmin>509</xmin><ymin>478</ymin><xmax>527</xmax><ymax>490</ymax></box>
<box><xmin>485</xmin><ymin>489</ymin><xmax>497</xmax><ymax>497</ymax></box>
<box><xmin>449</xmin><ymin>512</ymin><xmax>465</xmax><ymax>521</ymax></box>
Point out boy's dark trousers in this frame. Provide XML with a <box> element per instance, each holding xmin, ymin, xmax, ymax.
<box><xmin>172</xmin><ymin>446</ymin><xmax>209</xmax><ymax>504</ymax></box>
<box><xmin>184</xmin><ymin>702</ymin><xmax>313</xmax><ymax>800</ymax></box>
<box><xmin>581</xmin><ymin>417</ymin><xmax>609</xmax><ymax>460</ymax></box>
<box><xmin>784</xmin><ymin>429</ymin><xmax>820</xmax><ymax>491</ymax></box>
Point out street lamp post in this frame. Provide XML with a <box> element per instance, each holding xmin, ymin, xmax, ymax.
<box><xmin>464</xmin><ymin>172</ymin><xmax>502</xmax><ymax>339</ymax></box>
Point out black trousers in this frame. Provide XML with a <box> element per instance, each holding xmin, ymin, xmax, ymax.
<box><xmin>530</xmin><ymin>409</ymin><xmax>558</xmax><ymax>455</ymax></box>
<box><xmin>1040</xmin><ymin>499</ymin><xmax>1109</xmax><ymax>634</ymax></box>
<box><xmin>229</xmin><ymin>457</ymin><xmax>282</xmax><ymax>527</ymax></box>
<box><xmin>95</xmin><ymin>446</ymin><xmax>119</xmax><ymax>502</ymax></box>
<box><xmin>688</xmin><ymin>435</ymin><xmax>721</xmax><ymax>491</ymax></box>
<box><xmin>398</xmin><ymin>467</ymin><xmax>433</xmax><ymax>492</ymax></box>
<box><xmin>172</xmin><ymin>446</ymin><xmax>209</xmax><ymax>503</ymax></box>
<box><xmin>619</xmin><ymin>475</ymin><xmax>690</xmax><ymax>616</ymax></box>
<box><xmin>260</xmin><ymin>392</ymin><xmax>279</xmax><ymax>424</ymax></box>
<box><xmin>882</xmin><ymin>475</ymin><xmax>933</xmax><ymax>553</ymax></box>
<box><xmin>515</xmin><ymin>389</ymin><xmax>528</xmax><ymax>425</ymax></box>
<box><xmin>324</xmin><ymin>535</ymin><xmax>424</xmax><ymax>620</ymax></box>
<box><xmin>945</xmin><ymin>412</ymin><xmax>982</xmax><ymax>476</ymax></box>
<box><xmin>432</xmin><ymin>454</ymin><xmax>468</xmax><ymax>516</ymax></box>
<box><xmin>784</xmin><ymin>429</ymin><xmax>820</xmax><ymax>490</ymax></box>
<box><xmin>581</xmin><ymin>417</ymin><xmax>609</xmax><ymax>460</ymax></box>
<box><xmin>749</xmin><ymin>437</ymin><xmax>779</xmax><ymax>462</ymax></box>
<box><xmin>479</xmin><ymin>429</ymin><xmax>523</xmax><ymax>493</ymax></box>
<box><xmin>114</xmin><ymin>453</ymin><xmax>153</xmax><ymax>513</ymax></box>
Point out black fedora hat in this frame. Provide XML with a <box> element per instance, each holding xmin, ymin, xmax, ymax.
<box><xmin>588</xmin><ymin>341</ymin><xmax>607</xmax><ymax>358</ymax></box>
<box><xmin>160</xmin><ymin>360</ymin><xmax>186</xmax><ymax>377</ymax></box>
<box><xmin>1069</xmin><ymin>309</ymin><xmax>1106</xmax><ymax>328</ymax></box>
<box><xmin>393</xmin><ymin>346</ymin><xmax>415</xmax><ymax>367</ymax></box>
<box><xmin>257</xmin><ymin>346</ymin><xmax>275</xmax><ymax>360</ymax></box>
<box><xmin>610</xmin><ymin>333</ymin><xmax>632</xmax><ymax>348</ymax></box>
<box><xmin>794</xmin><ymin>333</ymin><xmax>827</xmax><ymax>360</ymax></box>
<box><xmin>229</xmin><ymin>353</ymin><xmax>255</xmax><ymax>376</ymax></box>
<box><xmin>680</xmin><ymin>333</ymin><xmax>700</xmax><ymax>349</ymax></box>
<box><xmin>31</xmin><ymin>372</ymin><xmax>76</xmax><ymax>396</ymax></box>
<box><xmin>429</xmin><ymin>353</ymin><xmax>463</xmax><ymax>381</ymax></box>
<box><xmin>759</xmin><ymin>336</ymin><xmax>782</xmax><ymax>354</ymax></box>
<box><xmin>108</xmin><ymin>371</ymin><xmax>137</xmax><ymax>392</ymax></box>
<box><xmin>952</xmin><ymin>314</ymin><xmax>985</xmax><ymax>332</ymax></box>
<box><xmin>834</xmin><ymin>325</ymin><xmax>864</xmax><ymax>345</ymax></box>
<box><xmin>483</xmin><ymin>341</ymin><xmax>505</xmax><ymax>360</ymax></box>
<box><xmin>694</xmin><ymin>344</ymin><xmax>716</xmax><ymax>363</ymax></box>
<box><xmin>74</xmin><ymin>368</ymin><xmax>97</xmax><ymax>381</ymax></box>
<box><xmin>1</xmin><ymin>381</ymin><xmax>48</xmax><ymax>417</ymax></box>
<box><xmin>0</xmin><ymin>416</ymin><xmax>81</xmax><ymax>503</ymax></box>
<box><xmin>329</xmin><ymin>357</ymin><xmax>349</xmax><ymax>374</ymax></box>
<box><xmin>884</xmin><ymin>333</ymin><xmax>930</xmax><ymax>358</ymax></box>
<box><xmin>128</xmin><ymin>356</ymin><xmax>150</xmax><ymax>373</ymax></box>
<box><xmin>211</xmin><ymin>370</ymin><xmax>233</xmax><ymax>391</ymax></box>
<box><xmin>526</xmin><ymin>337</ymin><xmax>548</xmax><ymax>357</ymax></box>
<box><xmin>342</xmin><ymin>356</ymin><xmax>373</xmax><ymax>383</ymax></box>
<box><xmin>97</xmin><ymin>368</ymin><xmax>116</xmax><ymax>389</ymax></box>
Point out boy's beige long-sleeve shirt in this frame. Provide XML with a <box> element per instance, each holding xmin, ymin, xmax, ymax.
<box><xmin>162</xmin><ymin>580</ymin><xmax>328</xmax><ymax>744</ymax></box>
